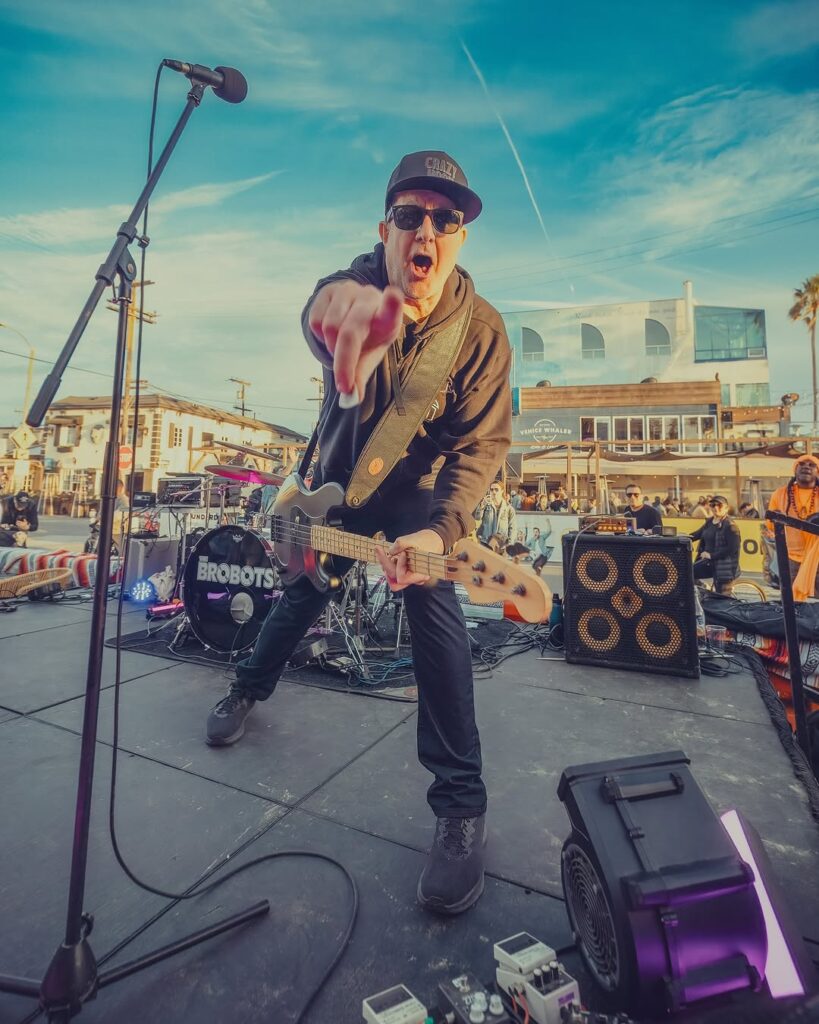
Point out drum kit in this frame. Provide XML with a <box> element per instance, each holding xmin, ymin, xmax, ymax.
<box><xmin>160</xmin><ymin>445</ymin><xmax>405</xmax><ymax>667</ymax></box>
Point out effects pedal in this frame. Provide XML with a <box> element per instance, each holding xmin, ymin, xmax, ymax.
<box><xmin>494</xmin><ymin>933</ymin><xmax>580</xmax><ymax>1024</ymax></box>
<box><xmin>362</xmin><ymin>983</ymin><xmax>430</xmax><ymax>1024</ymax></box>
<box><xmin>437</xmin><ymin>972</ymin><xmax>512</xmax><ymax>1023</ymax></box>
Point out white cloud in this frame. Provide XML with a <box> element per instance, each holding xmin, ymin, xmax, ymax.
<box><xmin>0</xmin><ymin>172</ymin><xmax>279</xmax><ymax>247</ymax></box>
<box><xmin>734</xmin><ymin>0</ymin><xmax>819</xmax><ymax>62</ymax></box>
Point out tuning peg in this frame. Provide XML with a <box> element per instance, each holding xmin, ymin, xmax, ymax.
<box><xmin>471</xmin><ymin>560</ymin><xmax>486</xmax><ymax>572</ymax></box>
<box><xmin>491</xmin><ymin>571</ymin><xmax>506</xmax><ymax>583</ymax></box>
<box><xmin>512</xmin><ymin>583</ymin><xmax>527</xmax><ymax>596</ymax></box>
<box><xmin>471</xmin><ymin>575</ymin><xmax>483</xmax><ymax>586</ymax></box>
<box><xmin>456</xmin><ymin>551</ymin><xmax>469</xmax><ymax>562</ymax></box>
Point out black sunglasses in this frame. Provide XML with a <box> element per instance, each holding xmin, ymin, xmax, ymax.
<box><xmin>387</xmin><ymin>204</ymin><xmax>464</xmax><ymax>235</ymax></box>
<box><xmin>626</xmin><ymin>491</ymin><xmax>640</xmax><ymax>497</ymax></box>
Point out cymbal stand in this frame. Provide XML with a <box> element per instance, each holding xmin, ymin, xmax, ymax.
<box><xmin>323</xmin><ymin>562</ymin><xmax>371</xmax><ymax>680</ymax></box>
<box><xmin>370</xmin><ymin>574</ymin><xmax>410</xmax><ymax>656</ymax></box>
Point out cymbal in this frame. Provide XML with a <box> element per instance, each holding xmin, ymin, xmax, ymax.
<box><xmin>212</xmin><ymin>440</ymin><xmax>279</xmax><ymax>461</ymax></box>
<box><xmin>205</xmin><ymin>464</ymin><xmax>283</xmax><ymax>487</ymax></box>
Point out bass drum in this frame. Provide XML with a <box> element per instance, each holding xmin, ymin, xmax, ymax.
<box><xmin>183</xmin><ymin>525</ymin><xmax>280</xmax><ymax>653</ymax></box>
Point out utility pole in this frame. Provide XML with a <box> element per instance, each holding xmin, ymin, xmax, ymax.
<box><xmin>230</xmin><ymin>377</ymin><xmax>252</xmax><ymax>417</ymax></box>
<box><xmin>308</xmin><ymin>375</ymin><xmax>325</xmax><ymax>429</ymax></box>
<box><xmin>107</xmin><ymin>281</ymin><xmax>157</xmax><ymax>449</ymax></box>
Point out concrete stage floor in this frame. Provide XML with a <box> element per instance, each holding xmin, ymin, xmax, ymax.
<box><xmin>0</xmin><ymin>594</ymin><xmax>817</xmax><ymax>1024</ymax></box>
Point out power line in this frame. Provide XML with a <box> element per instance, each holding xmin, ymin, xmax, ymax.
<box><xmin>0</xmin><ymin>346</ymin><xmax>314</xmax><ymax>415</ymax></box>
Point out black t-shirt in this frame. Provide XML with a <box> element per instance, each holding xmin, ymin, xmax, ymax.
<box><xmin>624</xmin><ymin>504</ymin><xmax>662</xmax><ymax>531</ymax></box>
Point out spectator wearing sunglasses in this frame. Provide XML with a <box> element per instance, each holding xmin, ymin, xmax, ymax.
<box><xmin>206</xmin><ymin>150</ymin><xmax>512</xmax><ymax>917</ymax></box>
<box><xmin>623</xmin><ymin>484</ymin><xmax>662</xmax><ymax>532</ymax></box>
<box><xmin>690</xmin><ymin>495</ymin><xmax>740</xmax><ymax>594</ymax></box>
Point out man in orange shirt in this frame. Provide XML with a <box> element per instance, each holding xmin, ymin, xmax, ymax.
<box><xmin>766</xmin><ymin>455</ymin><xmax>819</xmax><ymax>599</ymax></box>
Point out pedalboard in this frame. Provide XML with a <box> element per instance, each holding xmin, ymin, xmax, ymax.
<box><xmin>362</xmin><ymin>983</ymin><xmax>430</xmax><ymax>1024</ymax></box>
<box><xmin>437</xmin><ymin>972</ymin><xmax>512</xmax><ymax>1023</ymax></box>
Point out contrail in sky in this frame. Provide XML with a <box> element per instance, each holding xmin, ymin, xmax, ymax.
<box><xmin>460</xmin><ymin>38</ymin><xmax>575</xmax><ymax>296</ymax></box>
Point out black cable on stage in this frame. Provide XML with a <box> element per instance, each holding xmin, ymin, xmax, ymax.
<box><xmin>733</xmin><ymin>645</ymin><xmax>819</xmax><ymax>827</ymax></box>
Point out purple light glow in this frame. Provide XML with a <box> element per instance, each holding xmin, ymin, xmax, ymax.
<box><xmin>720</xmin><ymin>809</ymin><xmax>805</xmax><ymax>999</ymax></box>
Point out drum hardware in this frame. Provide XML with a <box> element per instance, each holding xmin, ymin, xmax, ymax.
<box><xmin>205</xmin><ymin>464</ymin><xmax>284</xmax><ymax>487</ymax></box>
<box><xmin>208</xmin><ymin>439</ymin><xmax>281</xmax><ymax>462</ymax></box>
<box><xmin>322</xmin><ymin>562</ymin><xmax>372</xmax><ymax>680</ymax></box>
<box><xmin>369</xmin><ymin>574</ymin><xmax>410</xmax><ymax>656</ymax></box>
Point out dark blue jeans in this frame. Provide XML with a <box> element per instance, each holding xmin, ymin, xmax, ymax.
<box><xmin>235</xmin><ymin>485</ymin><xmax>486</xmax><ymax>818</ymax></box>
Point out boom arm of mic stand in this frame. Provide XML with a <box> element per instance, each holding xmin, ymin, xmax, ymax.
<box><xmin>26</xmin><ymin>82</ymin><xmax>206</xmax><ymax>429</ymax></box>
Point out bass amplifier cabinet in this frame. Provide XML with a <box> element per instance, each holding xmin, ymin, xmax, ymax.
<box><xmin>123</xmin><ymin>537</ymin><xmax>180</xmax><ymax>594</ymax></box>
<box><xmin>562</xmin><ymin>532</ymin><xmax>699</xmax><ymax>678</ymax></box>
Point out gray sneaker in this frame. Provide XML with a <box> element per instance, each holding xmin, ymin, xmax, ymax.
<box><xmin>417</xmin><ymin>813</ymin><xmax>487</xmax><ymax>915</ymax></box>
<box><xmin>206</xmin><ymin>686</ymin><xmax>256</xmax><ymax>746</ymax></box>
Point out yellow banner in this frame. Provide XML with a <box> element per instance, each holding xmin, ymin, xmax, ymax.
<box><xmin>665</xmin><ymin>517</ymin><xmax>764</xmax><ymax>573</ymax></box>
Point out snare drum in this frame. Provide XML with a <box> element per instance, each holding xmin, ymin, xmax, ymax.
<box><xmin>182</xmin><ymin>525</ymin><xmax>280</xmax><ymax>653</ymax></box>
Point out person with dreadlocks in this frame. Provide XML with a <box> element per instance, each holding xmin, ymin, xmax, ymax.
<box><xmin>766</xmin><ymin>455</ymin><xmax>819</xmax><ymax>600</ymax></box>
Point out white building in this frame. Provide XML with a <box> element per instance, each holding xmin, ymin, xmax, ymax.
<box><xmin>42</xmin><ymin>393</ymin><xmax>306</xmax><ymax>501</ymax></box>
<box><xmin>502</xmin><ymin>280</ymin><xmax>771</xmax><ymax>411</ymax></box>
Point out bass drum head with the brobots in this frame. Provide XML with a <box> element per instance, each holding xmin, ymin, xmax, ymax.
<box><xmin>183</xmin><ymin>525</ymin><xmax>279</xmax><ymax>653</ymax></box>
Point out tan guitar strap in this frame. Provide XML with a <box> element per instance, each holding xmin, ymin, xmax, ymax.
<box><xmin>344</xmin><ymin>302</ymin><xmax>472</xmax><ymax>508</ymax></box>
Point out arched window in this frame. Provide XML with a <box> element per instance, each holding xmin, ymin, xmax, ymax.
<box><xmin>581</xmin><ymin>323</ymin><xmax>605</xmax><ymax>360</ymax></box>
<box><xmin>521</xmin><ymin>326</ymin><xmax>544</xmax><ymax>362</ymax></box>
<box><xmin>645</xmin><ymin>319</ymin><xmax>671</xmax><ymax>356</ymax></box>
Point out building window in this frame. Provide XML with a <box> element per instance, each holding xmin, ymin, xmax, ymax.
<box><xmin>645</xmin><ymin>319</ymin><xmax>671</xmax><ymax>356</ymax></box>
<box><xmin>735</xmin><ymin>382</ymin><xmax>771</xmax><ymax>407</ymax></box>
<box><xmin>694</xmin><ymin>307</ymin><xmax>767</xmax><ymax>362</ymax></box>
<box><xmin>168</xmin><ymin>425</ymin><xmax>183</xmax><ymax>448</ymax></box>
<box><xmin>581</xmin><ymin>323</ymin><xmax>605</xmax><ymax>360</ymax></box>
<box><xmin>613</xmin><ymin>416</ymin><xmax>645</xmax><ymax>453</ymax></box>
<box><xmin>521</xmin><ymin>326</ymin><xmax>544</xmax><ymax>363</ymax></box>
<box><xmin>580</xmin><ymin>416</ymin><xmax>610</xmax><ymax>443</ymax></box>
<box><xmin>201</xmin><ymin>431</ymin><xmax>214</xmax><ymax>447</ymax></box>
<box><xmin>683</xmin><ymin>414</ymin><xmax>717</xmax><ymax>454</ymax></box>
<box><xmin>647</xmin><ymin>415</ymin><xmax>681</xmax><ymax>452</ymax></box>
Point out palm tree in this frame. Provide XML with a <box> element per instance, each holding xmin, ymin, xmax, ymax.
<box><xmin>789</xmin><ymin>274</ymin><xmax>819</xmax><ymax>435</ymax></box>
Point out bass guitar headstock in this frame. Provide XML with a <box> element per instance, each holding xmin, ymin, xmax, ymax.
<box><xmin>446</xmin><ymin>539</ymin><xmax>551</xmax><ymax>623</ymax></box>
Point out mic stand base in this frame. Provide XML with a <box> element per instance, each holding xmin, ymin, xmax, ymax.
<box><xmin>0</xmin><ymin>900</ymin><xmax>269</xmax><ymax>1021</ymax></box>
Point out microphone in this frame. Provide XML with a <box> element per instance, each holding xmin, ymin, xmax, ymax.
<box><xmin>162</xmin><ymin>59</ymin><xmax>248</xmax><ymax>104</ymax></box>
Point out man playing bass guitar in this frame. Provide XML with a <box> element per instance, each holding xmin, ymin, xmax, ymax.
<box><xmin>206</xmin><ymin>150</ymin><xmax>513</xmax><ymax>916</ymax></box>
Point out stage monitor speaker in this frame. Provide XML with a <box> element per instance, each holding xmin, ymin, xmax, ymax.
<box><xmin>562</xmin><ymin>532</ymin><xmax>699</xmax><ymax>678</ymax></box>
<box><xmin>123</xmin><ymin>537</ymin><xmax>180</xmax><ymax>594</ymax></box>
<box><xmin>558</xmin><ymin>750</ymin><xmax>767</xmax><ymax>1017</ymax></box>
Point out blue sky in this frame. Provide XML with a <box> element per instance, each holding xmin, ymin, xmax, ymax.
<box><xmin>1</xmin><ymin>0</ymin><xmax>817</xmax><ymax>434</ymax></box>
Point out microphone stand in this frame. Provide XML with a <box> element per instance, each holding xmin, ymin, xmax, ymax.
<box><xmin>765</xmin><ymin>509</ymin><xmax>819</xmax><ymax>762</ymax></box>
<box><xmin>0</xmin><ymin>81</ymin><xmax>268</xmax><ymax>1022</ymax></box>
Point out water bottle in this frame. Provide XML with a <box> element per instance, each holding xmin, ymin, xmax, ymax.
<box><xmin>549</xmin><ymin>593</ymin><xmax>563</xmax><ymax>629</ymax></box>
<box><xmin>693</xmin><ymin>586</ymin><xmax>706</xmax><ymax>646</ymax></box>
<box><xmin>548</xmin><ymin>593</ymin><xmax>564</xmax><ymax>645</ymax></box>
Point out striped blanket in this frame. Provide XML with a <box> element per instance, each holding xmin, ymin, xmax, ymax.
<box><xmin>0</xmin><ymin>547</ymin><xmax>120</xmax><ymax>589</ymax></box>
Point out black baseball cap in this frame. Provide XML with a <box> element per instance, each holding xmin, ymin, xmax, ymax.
<box><xmin>15</xmin><ymin>490</ymin><xmax>30</xmax><ymax>502</ymax></box>
<box><xmin>710</xmin><ymin>494</ymin><xmax>729</xmax><ymax>506</ymax></box>
<box><xmin>385</xmin><ymin>150</ymin><xmax>482</xmax><ymax>223</ymax></box>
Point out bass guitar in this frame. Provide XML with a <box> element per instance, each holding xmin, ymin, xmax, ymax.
<box><xmin>271</xmin><ymin>473</ymin><xmax>551</xmax><ymax>623</ymax></box>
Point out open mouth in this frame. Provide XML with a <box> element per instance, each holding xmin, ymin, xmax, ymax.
<box><xmin>410</xmin><ymin>254</ymin><xmax>433</xmax><ymax>277</ymax></box>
